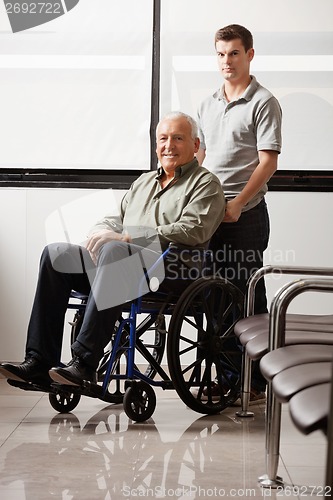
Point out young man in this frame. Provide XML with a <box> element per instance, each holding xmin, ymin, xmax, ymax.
<box><xmin>196</xmin><ymin>25</ymin><xmax>282</xmax><ymax>401</ymax></box>
<box><xmin>0</xmin><ymin>112</ymin><xmax>226</xmax><ymax>388</ymax></box>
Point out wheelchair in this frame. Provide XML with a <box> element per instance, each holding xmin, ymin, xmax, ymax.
<box><xmin>9</xmin><ymin>245</ymin><xmax>244</xmax><ymax>422</ymax></box>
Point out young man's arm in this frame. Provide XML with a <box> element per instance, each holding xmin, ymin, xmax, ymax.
<box><xmin>224</xmin><ymin>150</ymin><xmax>278</xmax><ymax>223</ymax></box>
<box><xmin>196</xmin><ymin>148</ymin><xmax>206</xmax><ymax>166</ymax></box>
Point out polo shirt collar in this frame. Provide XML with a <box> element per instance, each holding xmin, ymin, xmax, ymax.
<box><xmin>215</xmin><ymin>75</ymin><xmax>258</xmax><ymax>102</ymax></box>
<box><xmin>242</xmin><ymin>75</ymin><xmax>259</xmax><ymax>101</ymax></box>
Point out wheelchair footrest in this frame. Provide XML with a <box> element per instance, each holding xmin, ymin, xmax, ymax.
<box><xmin>7</xmin><ymin>379</ymin><xmax>53</xmax><ymax>393</ymax></box>
<box><xmin>81</xmin><ymin>380</ymin><xmax>123</xmax><ymax>404</ymax></box>
<box><xmin>50</xmin><ymin>380</ymin><xmax>123</xmax><ymax>404</ymax></box>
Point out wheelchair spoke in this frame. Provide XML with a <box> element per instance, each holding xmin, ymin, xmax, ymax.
<box><xmin>181</xmin><ymin>357</ymin><xmax>204</xmax><ymax>377</ymax></box>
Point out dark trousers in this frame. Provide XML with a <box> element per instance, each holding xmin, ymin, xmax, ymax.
<box><xmin>209</xmin><ymin>198</ymin><xmax>270</xmax><ymax>391</ymax></box>
<box><xmin>26</xmin><ymin>240</ymin><xmax>191</xmax><ymax>370</ymax></box>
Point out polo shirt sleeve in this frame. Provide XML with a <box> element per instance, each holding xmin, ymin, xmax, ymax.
<box><xmin>256</xmin><ymin>96</ymin><xmax>282</xmax><ymax>153</ymax></box>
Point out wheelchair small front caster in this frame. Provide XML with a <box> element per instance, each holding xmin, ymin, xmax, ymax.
<box><xmin>49</xmin><ymin>389</ymin><xmax>81</xmax><ymax>413</ymax></box>
<box><xmin>123</xmin><ymin>381</ymin><xmax>156</xmax><ymax>422</ymax></box>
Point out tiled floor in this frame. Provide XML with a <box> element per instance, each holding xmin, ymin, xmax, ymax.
<box><xmin>0</xmin><ymin>376</ymin><xmax>328</xmax><ymax>499</ymax></box>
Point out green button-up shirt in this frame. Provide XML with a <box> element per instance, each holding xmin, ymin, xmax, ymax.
<box><xmin>90</xmin><ymin>158</ymin><xmax>225</xmax><ymax>249</ymax></box>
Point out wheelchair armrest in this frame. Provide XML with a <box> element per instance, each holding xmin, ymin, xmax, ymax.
<box><xmin>137</xmin><ymin>244</ymin><xmax>211</xmax><ymax>305</ymax></box>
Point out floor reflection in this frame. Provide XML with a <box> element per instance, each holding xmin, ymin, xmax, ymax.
<box><xmin>0</xmin><ymin>399</ymin><xmax>266</xmax><ymax>499</ymax></box>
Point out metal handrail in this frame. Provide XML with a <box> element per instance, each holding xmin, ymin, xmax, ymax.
<box><xmin>245</xmin><ymin>265</ymin><xmax>333</xmax><ymax>316</ymax></box>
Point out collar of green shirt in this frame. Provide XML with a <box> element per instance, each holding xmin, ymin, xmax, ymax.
<box><xmin>155</xmin><ymin>157</ymin><xmax>199</xmax><ymax>182</ymax></box>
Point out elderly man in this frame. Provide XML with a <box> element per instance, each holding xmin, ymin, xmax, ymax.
<box><xmin>0</xmin><ymin>111</ymin><xmax>225</xmax><ymax>388</ymax></box>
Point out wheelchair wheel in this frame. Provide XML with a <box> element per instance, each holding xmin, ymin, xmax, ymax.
<box><xmin>123</xmin><ymin>381</ymin><xmax>156</xmax><ymax>422</ymax></box>
<box><xmin>49</xmin><ymin>389</ymin><xmax>81</xmax><ymax>413</ymax></box>
<box><xmin>167</xmin><ymin>276</ymin><xmax>244</xmax><ymax>415</ymax></box>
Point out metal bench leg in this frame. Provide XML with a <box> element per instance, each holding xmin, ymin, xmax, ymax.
<box><xmin>326</xmin><ymin>424</ymin><xmax>333</xmax><ymax>490</ymax></box>
<box><xmin>236</xmin><ymin>353</ymin><xmax>254</xmax><ymax>418</ymax></box>
<box><xmin>326</xmin><ymin>365</ymin><xmax>333</xmax><ymax>490</ymax></box>
<box><xmin>259</xmin><ymin>382</ymin><xmax>284</xmax><ymax>488</ymax></box>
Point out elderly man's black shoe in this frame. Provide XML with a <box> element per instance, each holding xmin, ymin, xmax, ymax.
<box><xmin>0</xmin><ymin>357</ymin><xmax>51</xmax><ymax>386</ymax></box>
<box><xmin>49</xmin><ymin>356</ymin><xmax>97</xmax><ymax>386</ymax></box>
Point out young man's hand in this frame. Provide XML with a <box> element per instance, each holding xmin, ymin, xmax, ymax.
<box><xmin>223</xmin><ymin>199</ymin><xmax>242</xmax><ymax>223</ymax></box>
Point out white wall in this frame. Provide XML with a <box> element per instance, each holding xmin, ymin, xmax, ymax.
<box><xmin>0</xmin><ymin>187</ymin><xmax>332</xmax><ymax>362</ymax></box>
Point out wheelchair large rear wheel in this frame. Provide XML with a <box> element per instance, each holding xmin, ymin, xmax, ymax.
<box><xmin>167</xmin><ymin>277</ymin><xmax>244</xmax><ymax>414</ymax></box>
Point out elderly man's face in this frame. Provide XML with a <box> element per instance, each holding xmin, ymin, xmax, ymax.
<box><xmin>156</xmin><ymin>117</ymin><xmax>200</xmax><ymax>173</ymax></box>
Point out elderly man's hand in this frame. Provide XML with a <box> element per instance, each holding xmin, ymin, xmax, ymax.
<box><xmin>85</xmin><ymin>229</ymin><xmax>131</xmax><ymax>264</ymax></box>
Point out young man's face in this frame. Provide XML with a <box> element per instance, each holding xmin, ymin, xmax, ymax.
<box><xmin>156</xmin><ymin>117</ymin><xmax>200</xmax><ymax>173</ymax></box>
<box><xmin>215</xmin><ymin>38</ymin><xmax>254</xmax><ymax>83</ymax></box>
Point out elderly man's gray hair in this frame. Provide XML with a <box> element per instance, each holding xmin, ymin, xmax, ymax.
<box><xmin>158</xmin><ymin>111</ymin><xmax>199</xmax><ymax>140</ymax></box>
